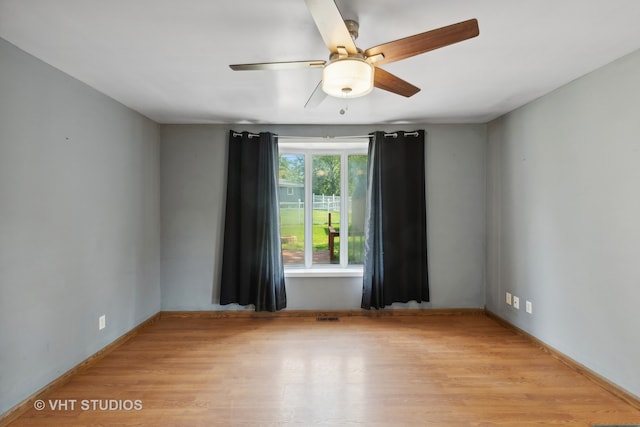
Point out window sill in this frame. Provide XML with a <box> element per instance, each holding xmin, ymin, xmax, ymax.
<box><xmin>284</xmin><ymin>267</ymin><xmax>364</xmax><ymax>278</ymax></box>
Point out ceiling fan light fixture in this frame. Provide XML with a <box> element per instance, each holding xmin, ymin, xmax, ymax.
<box><xmin>322</xmin><ymin>58</ymin><xmax>374</xmax><ymax>98</ymax></box>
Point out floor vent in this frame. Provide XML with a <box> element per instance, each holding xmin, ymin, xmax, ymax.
<box><xmin>316</xmin><ymin>316</ymin><xmax>339</xmax><ymax>322</ymax></box>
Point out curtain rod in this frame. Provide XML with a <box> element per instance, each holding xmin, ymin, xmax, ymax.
<box><xmin>231</xmin><ymin>131</ymin><xmax>420</xmax><ymax>139</ymax></box>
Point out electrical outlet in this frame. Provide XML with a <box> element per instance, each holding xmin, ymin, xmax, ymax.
<box><xmin>526</xmin><ymin>300</ymin><xmax>533</xmax><ymax>314</ymax></box>
<box><xmin>513</xmin><ymin>296</ymin><xmax>520</xmax><ymax>310</ymax></box>
<box><xmin>99</xmin><ymin>315</ymin><xmax>106</xmax><ymax>330</ymax></box>
<box><xmin>506</xmin><ymin>292</ymin><xmax>512</xmax><ymax>305</ymax></box>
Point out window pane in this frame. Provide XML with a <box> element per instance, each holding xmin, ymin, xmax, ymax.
<box><xmin>279</xmin><ymin>154</ymin><xmax>305</xmax><ymax>266</ymax></box>
<box><xmin>312</xmin><ymin>155</ymin><xmax>341</xmax><ymax>264</ymax></box>
<box><xmin>348</xmin><ymin>155</ymin><xmax>367</xmax><ymax>264</ymax></box>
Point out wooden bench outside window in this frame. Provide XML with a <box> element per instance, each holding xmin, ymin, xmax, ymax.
<box><xmin>328</xmin><ymin>213</ymin><xmax>339</xmax><ymax>262</ymax></box>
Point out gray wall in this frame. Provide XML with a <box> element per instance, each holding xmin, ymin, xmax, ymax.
<box><xmin>0</xmin><ymin>38</ymin><xmax>161</xmax><ymax>415</ymax></box>
<box><xmin>160</xmin><ymin>124</ymin><xmax>487</xmax><ymax>311</ymax></box>
<box><xmin>486</xmin><ymin>49</ymin><xmax>640</xmax><ymax>398</ymax></box>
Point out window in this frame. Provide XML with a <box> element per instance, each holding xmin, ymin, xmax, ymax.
<box><xmin>278</xmin><ymin>139</ymin><xmax>368</xmax><ymax>273</ymax></box>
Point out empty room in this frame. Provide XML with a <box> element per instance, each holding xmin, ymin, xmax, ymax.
<box><xmin>1</xmin><ymin>0</ymin><xmax>639</xmax><ymax>426</ymax></box>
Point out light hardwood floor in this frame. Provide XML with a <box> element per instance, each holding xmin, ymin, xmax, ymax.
<box><xmin>8</xmin><ymin>314</ymin><xmax>640</xmax><ymax>426</ymax></box>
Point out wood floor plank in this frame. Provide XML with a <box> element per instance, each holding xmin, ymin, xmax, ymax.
<box><xmin>7</xmin><ymin>315</ymin><xmax>640</xmax><ymax>426</ymax></box>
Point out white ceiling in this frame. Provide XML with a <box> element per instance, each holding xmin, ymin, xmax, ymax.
<box><xmin>2</xmin><ymin>0</ymin><xmax>640</xmax><ymax>125</ymax></box>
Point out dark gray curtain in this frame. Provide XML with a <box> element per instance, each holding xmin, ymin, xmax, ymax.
<box><xmin>220</xmin><ymin>131</ymin><xmax>286</xmax><ymax>312</ymax></box>
<box><xmin>361</xmin><ymin>130</ymin><xmax>429</xmax><ymax>309</ymax></box>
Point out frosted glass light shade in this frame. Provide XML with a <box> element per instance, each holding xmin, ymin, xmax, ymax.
<box><xmin>322</xmin><ymin>59</ymin><xmax>374</xmax><ymax>98</ymax></box>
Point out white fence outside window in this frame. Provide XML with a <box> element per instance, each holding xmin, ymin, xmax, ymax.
<box><xmin>279</xmin><ymin>194</ymin><xmax>344</xmax><ymax>212</ymax></box>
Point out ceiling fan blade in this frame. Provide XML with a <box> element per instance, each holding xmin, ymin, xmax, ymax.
<box><xmin>230</xmin><ymin>60</ymin><xmax>325</xmax><ymax>71</ymax></box>
<box><xmin>373</xmin><ymin>67</ymin><xmax>420</xmax><ymax>97</ymax></box>
<box><xmin>304</xmin><ymin>81</ymin><xmax>328</xmax><ymax>108</ymax></box>
<box><xmin>364</xmin><ymin>19</ymin><xmax>479</xmax><ymax>66</ymax></box>
<box><xmin>304</xmin><ymin>0</ymin><xmax>357</xmax><ymax>55</ymax></box>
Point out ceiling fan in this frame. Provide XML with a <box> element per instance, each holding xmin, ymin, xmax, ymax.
<box><xmin>229</xmin><ymin>0</ymin><xmax>479</xmax><ymax>107</ymax></box>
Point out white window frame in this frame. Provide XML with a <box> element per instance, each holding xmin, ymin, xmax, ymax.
<box><xmin>279</xmin><ymin>138</ymin><xmax>368</xmax><ymax>277</ymax></box>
